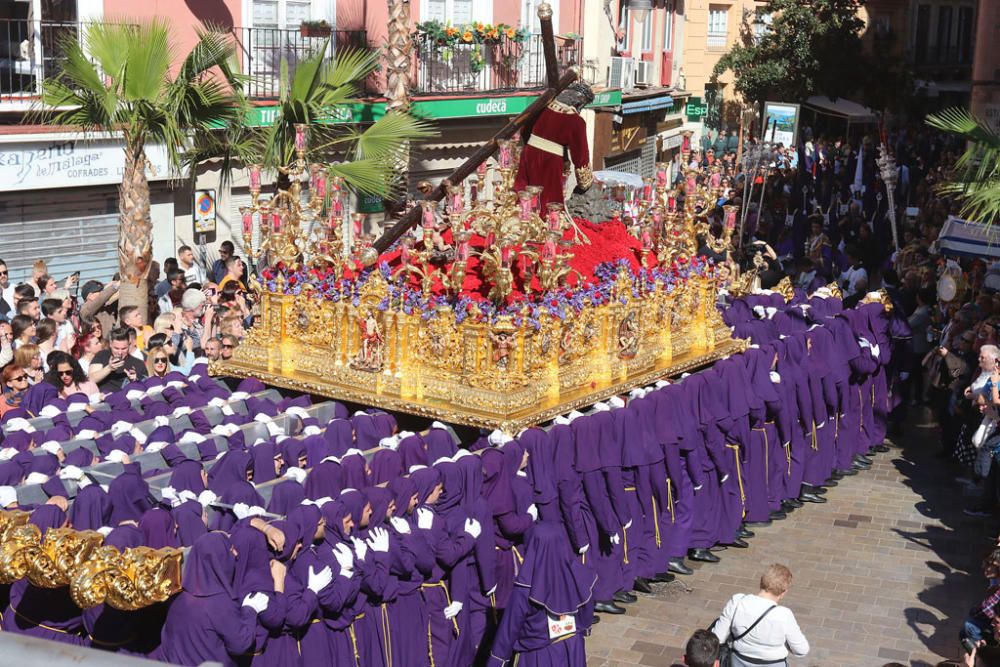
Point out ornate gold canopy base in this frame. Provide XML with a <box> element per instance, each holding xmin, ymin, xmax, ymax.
<box><xmin>212</xmin><ymin>272</ymin><xmax>744</xmax><ymax>432</ymax></box>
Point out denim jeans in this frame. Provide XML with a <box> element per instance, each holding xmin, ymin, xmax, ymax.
<box><xmin>961</xmin><ymin>618</ymin><xmax>985</xmax><ymax>644</ymax></box>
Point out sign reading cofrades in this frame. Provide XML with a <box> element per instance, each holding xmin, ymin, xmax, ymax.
<box><xmin>0</xmin><ymin>138</ymin><xmax>171</xmax><ymax>191</ymax></box>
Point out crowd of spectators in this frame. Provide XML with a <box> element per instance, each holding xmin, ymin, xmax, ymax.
<box><xmin>685</xmin><ymin>120</ymin><xmax>1000</xmax><ymax>666</ymax></box>
<box><xmin>0</xmin><ymin>241</ymin><xmax>253</xmax><ymax>416</ymax></box>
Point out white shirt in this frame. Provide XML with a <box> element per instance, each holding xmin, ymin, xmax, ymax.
<box><xmin>839</xmin><ymin>265</ymin><xmax>867</xmax><ymax>298</ymax></box>
<box><xmin>0</xmin><ymin>284</ymin><xmax>14</xmax><ymax>313</ymax></box>
<box><xmin>713</xmin><ymin>593</ymin><xmax>809</xmax><ymax>662</ymax></box>
<box><xmin>182</xmin><ymin>262</ymin><xmax>207</xmax><ymax>287</ymax></box>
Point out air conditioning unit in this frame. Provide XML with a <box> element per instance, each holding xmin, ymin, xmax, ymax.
<box><xmin>635</xmin><ymin>60</ymin><xmax>652</xmax><ymax>87</ymax></box>
<box><xmin>607</xmin><ymin>56</ymin><xmax>636</xmax><ymax>89</ymax></box>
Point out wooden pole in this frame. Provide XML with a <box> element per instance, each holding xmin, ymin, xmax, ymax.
<box><xmin>369</xmin><ymin>68</ymin><xmax>579</xmax><ymax>257</ymax></box>
<box><xmin>537</xmin><ymin>2</ymin><xmax>560</xmax><ymax>88</ymax></box>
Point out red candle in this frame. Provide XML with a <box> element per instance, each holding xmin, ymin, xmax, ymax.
<box><xmin>547</xmin><ymin>209</ymin><xmax>561</xmax><ymax>232</ymax></box>
<box><xmin>272</xmin><ymin>213</ymin><xmax>282</xmax><ymax>234</ymax></box>
<box><xmin>294</xmin><ymin>125</ymin><xmax>307</xmax><ymax>153</ymax></box>
<box><xmin>316</xmin><ymin>173</ymin><xmax>326</xmax><ymax>199</ymax></box>
<box><xmin>260</xmin><ymin>212</ymin><xmax>270</xmax><ymax>232</ymax></box>
<box><xmin>242</xmin><ymin>212</ymin><xmax>252</xmax><ymax>236</ymax></box>
<box><xmin>249</xmin><ymin>165</ymin><xmax>261</xmax><ymax>193</ymax></box>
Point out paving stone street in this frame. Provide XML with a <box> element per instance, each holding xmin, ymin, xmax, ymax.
<box><xmin>586</xmin><ymin>419</ymin><xmax>991</xmax><ymax>667</ymax></box>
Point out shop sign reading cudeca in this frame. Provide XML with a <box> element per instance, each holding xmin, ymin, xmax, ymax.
<box><xmin>240</xmin><ymin>90</ymin><xmax>623</xmax><ymax>128</ymax></box>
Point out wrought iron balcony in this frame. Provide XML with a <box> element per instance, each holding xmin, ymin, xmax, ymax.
<box><xmin>0</xmin><ymin>19</ymin><xmax>84</xmax><ymax>104</ymax></box>
<box><xmin>231</xmin><ymin>27</ymin><xmax>370</xmax><ymax>99</ymax></box>
<box><xmin>411</xmin><ymin>31</ymin><xmax>582</xmax><ymax>95</ymax></box>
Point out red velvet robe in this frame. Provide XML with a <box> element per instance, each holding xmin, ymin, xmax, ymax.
<box><xmin>514</xmin><ymin>102</ymin><xmax>593</xmax><ymax>211</ymax></box>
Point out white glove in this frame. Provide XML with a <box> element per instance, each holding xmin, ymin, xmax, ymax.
<box><xmin>416</xmin><ymin>507</ymin><xmax>434</xmax><ymax>530</ymax></box>
<box><xmin>197</xmin><ymin>490</ymin><xmax>217</xmax><ymax>508</ymax></box>
<box><xmin>59</xmin><ymin>465</ymin><xmax>84</xmax><ymax>481</ymax></box>
<box><xmin>623</xmin><ymin>519</ymin><xmax>632</xmax><ymax>530</ymax></box>
<box><xmin>160</xmin><ymin>486</ymin><xmax>178</xmax><ymax>502</ymax></box>
<box><xmin>389</xmin><ymin>517</ymin><xmax>411</xmax><ymax>534</ymax></box>
<box><xmin>242</xmin><ymin>592</ymin><xmax>269</xmax><ymax>614</ymax></box>
<box><xmin>307</xmin><ymin>565</ymin><xmax>333</xmax><ymax>594</ymax></box>
<box><xmin>443</xmin><ymin>601</ymin><xmax>463</xmax><ymax>619</ymax></box>
<box><xmin>333</xmin><ymin>543</ymin><xmax>354</xmax><ymax>577</ymax></box>
<box><xmin>527</xmin><ymin>504</ymin><xmax>538</xmax><ymax>521</ymax></box>
<box><xmin>720</xmin><ymin>474</ymin><xmax>730</xmax><ymax>484</ymax></box>
<box><xmin>351</xmin><ymin>536</ymin><xmax>368</xmax><ymax>562</ymax></box>
<box><xmin>769</xmin><ymin>371</ymin><xmax>781</xmax><ymax>384</ymax></box>
<box><xmin>464</xmin><ymin>517</ymin><xmax>482</xmax><ymax>539</ymax></box>
<box><xmin>578</xmin><ymin>544</ymin><xmax>590</xmax><ymax>555</ymax></box>
<box><xmin>104</xmin><ymin>450</ymin><xmax>129</xmax><ymax>463</ymax></box>
<box><xmin>366</xmin><ymin>526</ymin><xmax>390</xmax><ymax>553</ymax></box>
<box><xmin>233</xmin><ymin>502</ymin><xmax>251</xmax><ymax>520</ymax></box>
<box><xmin>285</xmin><ymin>406</ymin><xmax>310</xmax><ymax>420</ymax></box>
<box><xmin>111</xmin><ymin>421</ymin><xmax>133</xmax><ymax>437</ymax></box>
<box><xmin>485</xmin><ymin>585</ymin><xmax>497</xmax><ymax>597</ymax></box>
<box><xmin>609</xmin><ymin>533</ymin><xmax>620</xmax><ymax>546</ymax></box>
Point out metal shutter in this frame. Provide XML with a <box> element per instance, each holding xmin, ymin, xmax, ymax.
<box><xmin>604</xmin><ymin>148</ymin><xmax>643</xmax><ymax>175</ymax></box>
<box><xmin>225</xmin><ymin>189</ymin><xmax>255</xmax><ymax>259</ymax></box>
<box><xmin>641</xmin><ymin>139</ymin><xmax>657</xmax><ymax>179</ymax></box>
<box><xmin>0</xmin><ymin>186</ymin><xmax>119</xmax><ymax>285</ymax></box>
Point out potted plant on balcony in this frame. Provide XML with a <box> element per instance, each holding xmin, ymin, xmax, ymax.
<box><xmin>300</xmin><ymin>20</ymin><xmax>332</xmax><ymax>38</ymax></box>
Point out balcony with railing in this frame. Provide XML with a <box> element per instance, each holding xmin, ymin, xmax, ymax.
<box><xmin>411</xmin><ymin>31</ymin><xmax>581</xmax><ymax>95</ymax></box>
<box><xmin>231</xmin><ymin>27</ymin><xmax>371</xmax><ymax>99</ymax></box>
<box><xmin>906</xmin><ymin>45</ymin><xmax>974</xmax><ymax>70</ymax></box>
<box><xmin>0</xmin><ymin>18</ymin><xmax>83</xmax><ymax>105</ymax></box>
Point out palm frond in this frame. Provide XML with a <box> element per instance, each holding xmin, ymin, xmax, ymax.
<box><xmin>176</xmin><ymin>27</ymin><xmax>240</xmax><ymax>85</ymax></box>
<box><xmin>926</xmin><ymin>108</ymin><xmax>1000</xmax><ymax>225</ymax></box>
<box><xmin>322</xmin><ymin>48</ymin><xmax>379</xmax><ymax>90</ymax></box>
<box><xmin>328</xmin><ymin>158</ymin><xmax>396</xmax><ymax>196</ymax></box>
<box><xmin>347</xmin><ymin>113</ymin><xmax>436</xmax><ymax>162</ymax></box>
<box><xmin>83</xmin><ymin>22</ymin><xmax>131</xmax><ymax>91</ymax></box>
<box><xmin>117</xmin><ymin>21</ymin><xmax>173</xmax><ymax>101</ymax></box>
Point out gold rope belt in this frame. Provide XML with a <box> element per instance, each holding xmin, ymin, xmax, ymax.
<box><xmin>725</xmin><ymin>444</ymin><xmax>747</xmax><ymax>517</ymax></box>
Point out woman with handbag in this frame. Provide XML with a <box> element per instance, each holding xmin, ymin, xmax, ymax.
<box><xmin>711</xmin><ymin>564</ymin><xmax>809</xmax><ymax>667</ymax></box>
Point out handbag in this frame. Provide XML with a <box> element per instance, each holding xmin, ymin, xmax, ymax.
<box><xmin>714</xmin><ymin>600</ymin><xmax>778</xmax><ymax>667</ymax></box>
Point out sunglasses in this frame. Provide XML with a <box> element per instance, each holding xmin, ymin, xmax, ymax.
<box><xmin>9</xmin><ymin>375</ymin><xmax>26</xmax><ymax>383</ymax></box>
<box><xmin>0</xmin><ymin>270</ymin><xmax>7</xmax><ymax>276</ymax></box>
<box><xmin>153</xmin><ymin>357</ymin><xmax>168</xmax><ymax>364</ymax></box>
<box><xmin>58</xmin><ymin>369</ymin><xmax>74</xmax><ymax>377</ymax></box>
<box><xmin>222</xmin><ymin>344</ymin><xmax>234</xmax><ymax>349</ymax></box>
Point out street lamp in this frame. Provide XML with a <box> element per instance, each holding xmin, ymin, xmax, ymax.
<box><xmin>628</xmin><ymin>0</ymin><xmax>652</xmax><ymax>25</ymax></box>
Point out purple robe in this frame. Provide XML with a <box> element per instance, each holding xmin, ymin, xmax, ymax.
<box><xmin>108</xmin><ymin>463</ymin><xmax>153</xmax><ymax>525</ymax></box>
<box><xmin>486</xmin><ymin>521</ymin><xmax>595</xmax><ymax>667</ymax></box>
<box><xmin>157</xmin><ymin>533</ymin><xmax>258</xmax><ymax>666</ymax></box>
<box><xmin>69</xmin><ymin>484</ymin><xmax>111</xmax><ymax>531</ymax></box>
<box><xmin>3</xmin><ymin>506</ymin><xmax>84</xmax><ymax>645</ymax></box>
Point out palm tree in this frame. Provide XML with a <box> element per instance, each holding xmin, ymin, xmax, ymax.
<box><xmin>253</xmin><ymin>40</ymin><xmax>433</xmax><ymax>196</ymax></box>
<box><xmin>926</xmin><ymin>108</ymin><xmax>1000</xmax><ymax>225</ymax></box>
<box><xmin>38</xmin><ymin>20</ymin><xmax>247</xmax><ymax>321</ymax></box>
